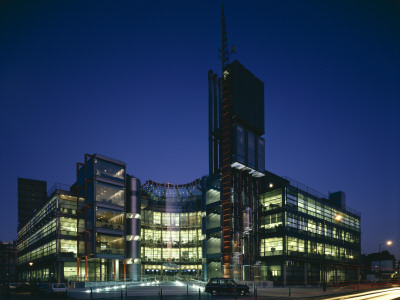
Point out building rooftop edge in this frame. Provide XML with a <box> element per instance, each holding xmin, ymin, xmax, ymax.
<box><xmin>93</xmin><ymin>153</ymin><xmax>126</xmax><ymax>166</ymax></box>
<box><xmin>143</xmin><ymin>178</ymin><xmax>202</xmax><ymax>187</ymax></box>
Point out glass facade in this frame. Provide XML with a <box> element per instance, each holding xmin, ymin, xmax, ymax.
<box><xmin>96</xmin><ymin>207</ymin><xmax>124</xmax><ymax>231</ymax></box>
<box><xmin>234</xmin><ymin>124</ymin><xmax>246</xmax><ymax>164</ymax></box>
<box><xmin>16</xmin><ymin>157</ymin><xmax>361</xmax><ymax>285</ymax></box>
<box><xmin>17</xmin><ymin>187</ymin><xmax>78</xmax><ymax>283</ymax></box>
<box><xmin>74</xmin><ymin>154</ymin><xmax>128</xmax><ymax>282</ymax></box>
<box><xmin>205</xmin><ymin>176</ymin><xmax>222</xmax><ymax>279</ymax></box>
<box><xmin>96</xmin><ymin>182</ymin><xmax>125</xmax><ymax>207</ymax></box>
<box><xmin>96</xmin><ymin>159</ymin><xmax>125</xmax><ymax>182</ymax></box>
<box><xmin>247</xmin><ymin>131</ymin><xmax>255</xmax><ymax>168</ymax></box>
<box><xmin>140</xmin><ymin>180</ymin><xmax>203</xmax><ymax>280</ymax></box>
<box><xmin>259</xmin><ymin>179</ymin><xmax>361</xmax><ymax>285</ymax></box>
<box><xmin>96</xmin><ymin>234</ymin><xmax>125</xmax><ymax>255</ymax></box>
<box><xmin>257</xmin><ymin>137</ymin><xmax>265</xmax><ymax>172</ymax></box>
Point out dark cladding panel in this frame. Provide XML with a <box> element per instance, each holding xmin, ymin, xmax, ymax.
<box><xmin>245</xmin><ymin>71</ymin><xmax>256</xmax><ymax>129</ymax></box>
<box><xmin>86</xmin><ymin>181</ymin><xmax>94</xmax><ymax>205</ymax></box>
<box><xmin>229</xmin><ymin>60</ymin><xmax>265</xmax><ymax>135</ymax></box>
<box><xmin>17</xmin><ymin>178</ymin><xmax>47</xmax><ymax>229</ymax></box>
<box><xmin>87</xmin><ymin>157</ymin><xmax>94</xmax><ymax>179</ymax></box>
<box><xmin>328</xmin><ymin>191</ymin><xmax>346</xmax><ymax>210</ymax></box>
<box><xmin>231</xmin><ymin>62</ymin><xmax>245</xmax><ymax>122</ymax></box>
<box><xmin>255</xmin><ymin>79</ymin><xmax>264</xmax><ymax>133</ymax></box>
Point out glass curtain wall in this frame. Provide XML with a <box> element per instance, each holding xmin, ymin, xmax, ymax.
<box><xmin>17</xmin><ymin>188</ymin><xmax>78</xmax><ymax>283</ymax></box>
<box><xmin>205</xmin><ymin>176</ymin><xmax>221</xmax><ymax>280</ymax></box>
<box><xmin>259</xmin><ymin>182</ymin><xmax>361</xmax><ymax>285</ymax></box>
<box><xmin>141</xmin><ymin>180</ymin><xmax>203</xmax><ymax>280</ymax></box>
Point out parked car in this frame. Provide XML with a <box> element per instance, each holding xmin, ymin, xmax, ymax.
<box><xmin>50</xmin><ymin>283</ymin><xmax>67</xmax><ymax>295</ymax></box>
<box><xmin>8</xmin><ymin>283</ymin><xmax>19</xmax><ymax>290</ymax></box>
<box><xmin>17</xmin><ymin>282</ymin><xmax>31</xmax><ymax>292</ymax></box>
<box><xmin>205</xmin><ymin>278</ymin><xmax>250</xmax><ymax>296</ymax></box>
<box><xmin>31</xmin><ymin>283</ymin><xmax>51</xmax><ymax>295</ymax></box>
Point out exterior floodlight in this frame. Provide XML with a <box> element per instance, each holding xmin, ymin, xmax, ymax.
<box><xmin>334</xmin><ymin>215</ymin><xmax>343</xmax><ymax>221</ymax></box>
<box><xmin>29</xmin><ymin>262</ymin><xmax>33</xmax><ymax>266</ymax></box>
<box><xmin>387</xmin><ymin>240</ymin><xmax>393</xmax><ymax>246</ymax></box>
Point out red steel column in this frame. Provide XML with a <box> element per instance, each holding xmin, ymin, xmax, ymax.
<box><xmin>221</xmin><ymin>71</ymin><xmax>232</xmax><ymax>278</ymax></box>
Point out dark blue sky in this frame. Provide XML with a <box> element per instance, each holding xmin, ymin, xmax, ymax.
<box><xmin>1</xmin><ymin>0</ymin><xmax>399</xmax><ymax>257</ymax></box>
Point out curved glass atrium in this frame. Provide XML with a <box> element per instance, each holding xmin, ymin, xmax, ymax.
<box><xmin>140</xmin><ymin>179</ymin><xmax>203</xmax><ymax>279</ymax></box>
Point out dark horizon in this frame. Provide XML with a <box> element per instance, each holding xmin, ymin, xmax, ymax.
<box><xmin>0</xmin><ymin>0</ymin><xmax>399</xmax><ymax>258</ymax></box>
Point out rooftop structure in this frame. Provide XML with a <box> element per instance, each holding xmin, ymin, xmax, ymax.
<box><xmin>18</xmin><ymin>178</ymin><xmax>47</xmax><ymax>230</ymax></box>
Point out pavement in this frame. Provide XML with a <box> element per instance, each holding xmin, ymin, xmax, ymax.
<box><xmin>64</xmin><ymin>282</ymin><xmax>397</xmax><ymax>299</ymax></box>
<box><xmin>2</xmin><ymin>282</ymin><xmax>396</xmax><ymax>300</ymax></box>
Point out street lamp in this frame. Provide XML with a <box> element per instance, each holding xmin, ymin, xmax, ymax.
<box><xmin>334</xmin><ymin>215</ymin><xmax>343</xmax><ymax>222</ymax></box>
<box><xmin>379</xmin><ymin>240</ymin><xmax>393</xmax><ymax>253</ymax></box>
<box><xmin>378</xmin><ymin>240</ymin><xmax>393</xmax><ymax>282</ymax></box>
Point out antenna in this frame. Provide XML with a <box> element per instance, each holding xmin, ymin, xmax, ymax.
<box><xmin>221</xmin><ymin>5</ymin><xmax>237</xmax><ymax>71</ymax></box>
<box><xmin>222</xmin><ymin>4</ymin><xmax>229</xmax><ymax>71</ymax></box>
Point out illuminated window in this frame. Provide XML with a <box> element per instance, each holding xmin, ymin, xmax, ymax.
<box><xmin>153</xmin><ymin>212</ymin><xmax>161</xmax><ymax>225</ymax></box>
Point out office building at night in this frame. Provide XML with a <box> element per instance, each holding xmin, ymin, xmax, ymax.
<box><xmin>259</xmin><ymin>173</ymin><xmax>360</xmax><ymax>285</ymax></box>
<box><xmin>17</xmin><ymin>184</ymin><xmax>77</xmax><ymax>282</ymax></box>
<box><xmin>18</xmin><ymin>154</ymin><xmax>142</xmax><ymax>283</ymax></box>
<box><xmin>202</xmin><ymin>7</ymin><xmax>360</xmax><ymax>284</ymax></box>
<box><xmin>205</xmin><ymin>59</ymin><xmax>265</xmax><ymax>281</ymax></box>
<box><xmin>16</xmin><ymin>8</ymin><xmax>361</xmax><ymax>286</ymax></box>
<box><xmin>75</xmin><ymin>154</ymin><xmax>141</xmax><ymax>282</ymax></box>
<box><xmin>16</xmin><ymin>134</ymin><xmax>361</xmax><ymax>285</ymax></box>
<box><xmin>16</xmin><ymin>62</ymin><xmax>361</xmax><ymax>285</ymax></box>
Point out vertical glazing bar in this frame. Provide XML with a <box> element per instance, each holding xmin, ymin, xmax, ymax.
<box><xmin>77</xmin><ymin>257</ymin><xmax>80</xmax><ymax>281</ymax></box>
<box><xmin>85</xmin><ymin>256</ymin><xmax>88</xmax><ymax>282</ymax></box>
<box><xmin>124</xmin><ymin>259</ymin><xmax>126</xmax><ymax>281</ymax></box>
<box><xmin>114</xmin><ymin>259</ymin><xmax>117</xmax><ymax>281</ymax></box>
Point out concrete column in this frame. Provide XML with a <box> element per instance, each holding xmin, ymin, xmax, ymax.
<box><xmin>304</xmin><ymin>262</ymin><xmax>307</xmax><ymax>286</ymax></box>
<box><xmin>126</xmin><ymin>176</ymin><xmax>141</xmax><ymax>281</ymax></box>
<box><xmin>335</xmin><ymin>268</ymin><xmax>337</xmax><ymax>284</ymax></box>
<box><xmin>115</xmin><ymin>259</ymin><xmax>119</xmax><ymax>281</ymax></box>
<box><xmin>57</xmin><ymin>260</ymin><xmax>62</xmax><ymax>283</ymax></box>
<box><xmin>282</xmin><ymin>261</ymin><xmax>287</xmax><ymax>287</ymax></box>
<box><xmin>128</xmin><ymin>264</ymin><xmax>140</xmax><ymax>281</ymax></box>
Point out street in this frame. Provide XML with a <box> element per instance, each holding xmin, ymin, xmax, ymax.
<box><xmin>2</xmin><ymin>286</ymin><xmax>400</xmax><ymax>300</ymax></box>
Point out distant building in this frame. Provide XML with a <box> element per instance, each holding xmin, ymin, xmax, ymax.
<box><xmin>18</xmin><ymin>178</ymin><xmax>47</xmax><ymax>230</ymax></box>
<box><xmin>0</xmin><ymin>240</ymin><xmax>17</xmax><ymax>283</ymax></box>
<box><xmin>365</xmin><ymin>251</ymin><xmax>396</xmax><ymax>282</ymax></box>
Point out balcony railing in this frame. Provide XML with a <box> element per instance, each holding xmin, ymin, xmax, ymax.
<box><xmin>47</xmin><ymin>183</ymin><xmax>71</xmax><ymax>197</ymax></box>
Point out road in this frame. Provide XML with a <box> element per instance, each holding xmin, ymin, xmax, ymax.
<box><xmin>2</xmin><ymin>286</ymin><xmax>399</xmax><ymax>300</ymax></box>
<box><xmin>322</xmin><ymin>287</ymin><xmax>400</xmax><ymax>300</ymax></box>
